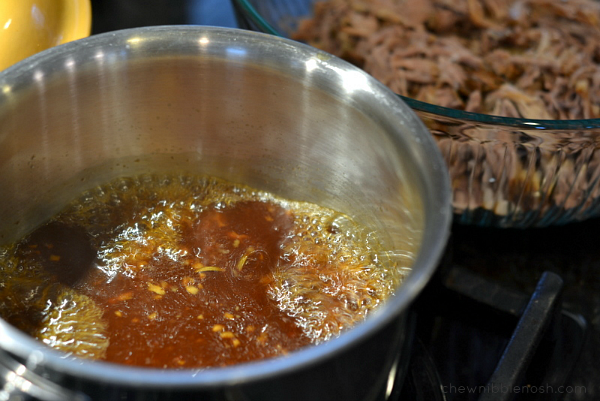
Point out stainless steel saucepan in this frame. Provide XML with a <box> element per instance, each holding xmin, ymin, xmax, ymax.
<box><xmin>0</xmin><ymin>26</ymin><xmax>451</xmax><ymax>400</ymax></box>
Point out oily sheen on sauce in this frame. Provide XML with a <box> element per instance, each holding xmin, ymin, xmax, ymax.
<box><xmin>0</xmin><ymin>174</ymin><xmax>405</xmax><ymax>368</ymax></box>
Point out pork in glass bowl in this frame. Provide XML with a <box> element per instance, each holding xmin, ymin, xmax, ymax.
<box><xmin>232</xmin><ymin>0</ymin><xmax>600</xmax><ymax>228</ymax></box>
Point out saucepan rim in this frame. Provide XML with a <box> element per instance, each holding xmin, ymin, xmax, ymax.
<box><xmin>0</xmin><ymin>26</ymin><xmax>452</xmax><ymax>389</ymax></box>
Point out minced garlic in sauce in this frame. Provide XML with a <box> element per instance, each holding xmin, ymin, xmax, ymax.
<box><xmin>0</xmin><ymin>174</ymin><xmax>407</xmax><ymax>368</ymax></box>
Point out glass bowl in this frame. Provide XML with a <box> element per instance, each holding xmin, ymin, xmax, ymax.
<box><xmin>231</xmin><ymin>0</ymin><xmax>600</xmax><ymax>228</ymax></box>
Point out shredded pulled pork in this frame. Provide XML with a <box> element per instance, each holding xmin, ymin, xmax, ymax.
<box><xmin>293</xmin><ymin>0</ymin><xmax>600</xmax><ymax>226</ymax></box>
<box><xmin>293</xmin><ymin>0</ymin><xmax>600</xmax><ymax>120</ymax></box>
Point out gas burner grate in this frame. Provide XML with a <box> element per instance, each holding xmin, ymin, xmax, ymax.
<box><xmin>386</xmin><ymin>266</ymin><xmax>587</xmax><ymax>401</ymax></box>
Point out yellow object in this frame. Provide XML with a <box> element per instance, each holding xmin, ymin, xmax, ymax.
<box><xmin>0</xmin><ymin>0</ymin><xmax>91</xmax><ymax>71</ymax></box>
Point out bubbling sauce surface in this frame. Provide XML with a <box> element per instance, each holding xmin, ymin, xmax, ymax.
<box><xmin>0</xmin><ymin>175</ymin><xmax>404</xmax><ymax>368</ymax></box>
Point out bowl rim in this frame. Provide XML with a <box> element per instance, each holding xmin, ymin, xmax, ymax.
<box><xmin>0</xmin><ymin>25</ymin><xmax>453</xmax><ymax>389</ymax></box>
<box><xmin>232</xmin><ymin>0</ymin><xmax>600</xmax><ymax>131</ymax></box>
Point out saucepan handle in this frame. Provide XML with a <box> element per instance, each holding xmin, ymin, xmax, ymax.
<box><xmin>0</xmin><ymin>349</ymin><xmax>90</xmax><ymax>401</ymax></box>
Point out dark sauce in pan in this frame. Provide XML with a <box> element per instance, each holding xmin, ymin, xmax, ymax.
<box><xmin>0</xmin><ymin>174</ymin><xmax>407</xmax><ymax>368</ymax></box>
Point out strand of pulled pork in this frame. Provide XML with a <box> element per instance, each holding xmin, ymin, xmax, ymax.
<box><xmin>293</xmin><ymin>0</ymin><xmax>600</xmax><ymax>120</ymax></box>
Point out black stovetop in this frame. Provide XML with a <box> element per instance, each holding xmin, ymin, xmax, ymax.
<box><xmin>441</xmin><ymin>221</ymin><xmax>598</xmax><ymax>401</ymax></box>
<box><xmin>89</xmin><ymin>1</ymin><xmax>599</xmax><ymax>399</ymax></box>
<box><xmin>408</xmin><ymin>232</ymin><xmax>590</xmax><ymax>401</ymax></box>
